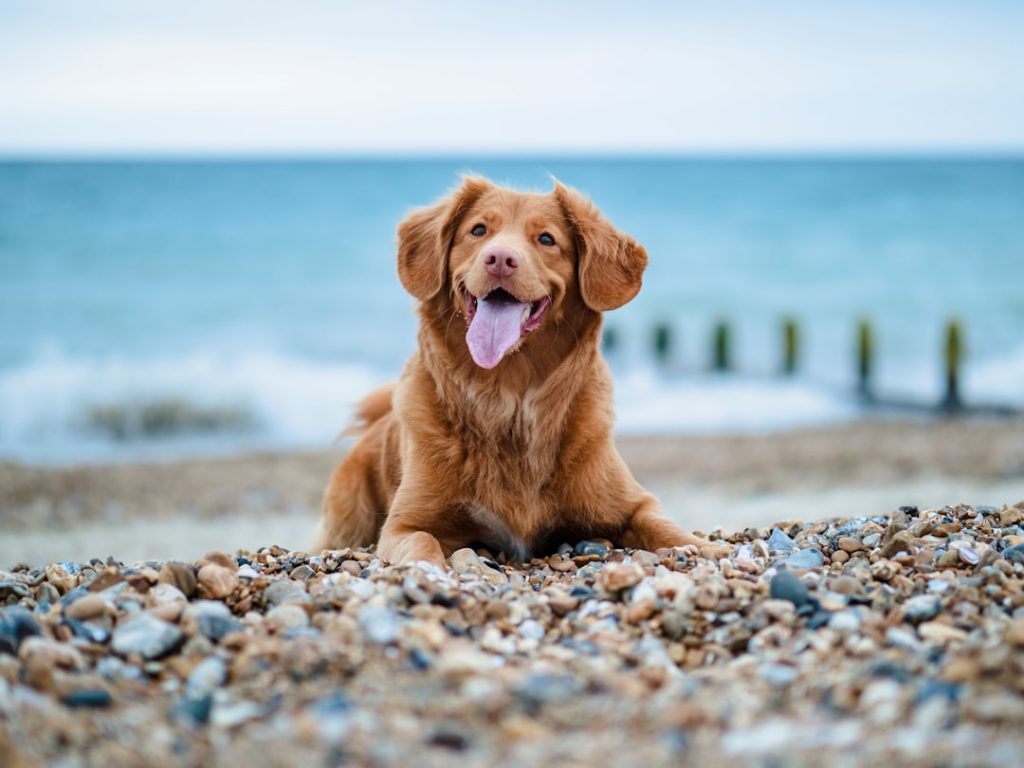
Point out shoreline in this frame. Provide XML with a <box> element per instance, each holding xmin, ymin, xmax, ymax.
<box><xmin>2</xmin><ymin>419</ymin><xmax>1023</xmax><ymax>568</ymax></box>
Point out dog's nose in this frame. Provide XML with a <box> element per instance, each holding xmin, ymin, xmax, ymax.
<box><xmin>482</xmin><ymin>246</ymin><xmax>519</xmax><ymax>278</ymax></box>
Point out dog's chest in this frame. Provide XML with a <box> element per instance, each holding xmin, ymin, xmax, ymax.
<box><xmin>465</xmin><ymin>504</ymin><xmax>531</xmax><ymax>562</ymax></box>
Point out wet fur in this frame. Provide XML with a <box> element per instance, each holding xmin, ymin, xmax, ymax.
<box><xmin>316</xmin><ymin>177</ymin><xmax>728</xmax><ymax>565</ymax></box>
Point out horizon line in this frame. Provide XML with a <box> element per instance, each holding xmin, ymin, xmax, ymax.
<box><xmin>2</xmin><ymin>147</ymin><xmax>1024</xmax><ymax>162</ymax></box>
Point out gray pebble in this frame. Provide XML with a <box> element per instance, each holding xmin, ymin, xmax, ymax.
<box><xmin>574</xmin><ymin>541</ymin><xmax>610</xmax><ymax>558</ymax></box>
<box><xmin>358</xmin><ymin>604</ymin><xmax>401</xmax><ymax>644</ymax></box>
<box><xmin>903</xmin><ymin>594</ymin><xmax>941</xmax><ymax>624</ymax></box>
<box><xmin>263</xmin><ymin>579</ymin><xmax>310</xmax><ymax>606</ymax></box>
<box><xmin>769</xmin><ymin>570</ymin><xmax>810</xmax><ymax>606</ymax></box>
<box><xmin>62</xmin><ymin>689</ymin><xmax>113</xmax><ymax>708</ymax></box>
<box><xmin>780</xmin><ymin>548</ymin><xmax>825</xmax><ymax>569</ymax></box>
<box><xmin>0</xmin><ymin>605</ymin><xmax>42</xmax><ymax>654</ymax></box>
<box><xmin>186</xmin><ymin>656</ymin><xmax>227</xmax><ymax>699</ymax></box>
<box><xmin>1003</xmin><ymin>544</ymin><xmax>1024</xmax><ymax>564</ymax></box>
<box><xmin>112</xmin><ymin>613</ymin><xmax>183</xmax><ymax>659</ymax></box>
<box><xmin>518</xmin><ymin>619</ymin><xmax>545</xmax><ymax>640</ymax></box>
<box><xmin>767</xmin><ymin>528</ymin><xmax>797</xmax><ymax>553</ymax></box>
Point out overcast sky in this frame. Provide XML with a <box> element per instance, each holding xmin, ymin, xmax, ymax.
<box><xmin>1</xmin><ymin>0</ymin><xmax>1021</xmax><ymax>154</ymax></box>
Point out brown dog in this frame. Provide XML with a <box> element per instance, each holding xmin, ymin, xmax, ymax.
<box><xmin>316</xmin><ymin>177</ymin><xmax>729</xmax><ymax>566</ymax></box>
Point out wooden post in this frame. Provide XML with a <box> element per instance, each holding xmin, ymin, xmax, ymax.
<box><xmin>942</xmin><ymin>319</ymin><xmax>963</xmax><ymax>412</ymax></box>
<box><xmin>857</xmin><ymin>319</ymin><xmax>873</xmax><ymax>399</ymax></box>
<box><xmin>712</xmin><ymin>321</ymin><xmax>731</xmax><ymax>372</ymax></box>
<box><xmin>653</xmin><ymin>322</ymin><xmax>672</xmax><ymax>365</ymax></box>
<box><xmin>602</xmin><ymin>325</ymin><xmax>619</xmax><ymax>355</ymax></box>
<box><xmin>781</xmin><ymin>317</ymin><xmax>798</xmax><ymax>375</ymax></box>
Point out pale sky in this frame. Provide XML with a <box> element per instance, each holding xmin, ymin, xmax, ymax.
<box><xmin>1</xmin><ymin>0</ymin><xmax>1022</xmax><ymax>154</ymax></box>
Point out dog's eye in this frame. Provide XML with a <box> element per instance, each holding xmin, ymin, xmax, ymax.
<box><xmin>538</xmin><ymin>232</ymin><xmax>556</xmax><ymax>247</ymax></box>
<box><xmin>470</xmin><ymin>224</ymin><xmax>487</xmax><ymax>237</ymax></box>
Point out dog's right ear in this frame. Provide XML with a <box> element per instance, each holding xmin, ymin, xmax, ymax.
<box><xmin>397</xmin><ymin>176</ymin><xmax>493</xmax><ymax>301</ymax></box>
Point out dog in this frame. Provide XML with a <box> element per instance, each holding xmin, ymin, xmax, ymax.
<box><xmin>315</xmin><ymin>176</ymin><xmax>730</xmax><ymax>566</ymax></box>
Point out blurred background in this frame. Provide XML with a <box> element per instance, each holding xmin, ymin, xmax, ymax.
<box><xmin>1</xmin><ymin>0</ymin><xmax>1022</xmax><ymax>564</ymax></box>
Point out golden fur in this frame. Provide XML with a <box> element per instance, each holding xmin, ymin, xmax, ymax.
<box><xmin>316</xmin><ymin>177</ymin><xmax>729</xmax><ymax>565</ymax></box>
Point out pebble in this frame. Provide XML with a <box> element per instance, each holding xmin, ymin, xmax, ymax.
<box><xmin>879</xmin><ymin>530</ymin><xmax>914</xmax><ymax>559</ymax></box>
<box><xmin>902</xmin><ymin>595</ymin><xmax>941</xmax><ymax>624</ymax></box>
<box><xmin>64</xmin><ymin>593</ymin><xmax>107</xmax><ymax>620</ymax></box>
<box><xmin>838</xmin><ymin>536</ymin><xmax>863</xmax><ymax>553</ymax></box>
<box><xmin>0</xmin><ymin>605</ymin><xmax>42</xmax><ymax>654</ymax></box>
<box><xmin>197</xmin><ymin>564</ymin><xmax>238</xmax><ymax>600</ymax></box>
<box><xmin>112</xmin><ymin>614</ymin><xmax>183</xmax><ymax>659</ymax></box>
<box><xmin>62</xmin><ymin>689</ymin><xmax>114</xmax><ymax>708</ymax></box>
<box><xmin>159</xmin><ymin>562</ymin><xmax>197</xmax><ymax>598</ymax></box>
<box><xmin>767</xmin><ymin>528</ymin><xmax>797</xmax><ymax>553</ymax></box>
<box><xmin>769</xmin><ymin>570</ymin><xmax>809</xmax><ymax>606</ymax></box>
<box><xmin>518</xmin><ymin>619</ymin><xmax>546</xmax><ymax>641</ymax></box>
<box><xmin>262</xmin><ymin>579</ymin><xmax>310</xmax><ymax>607</ymax></box>
<box><xmin>1</xmin><ymin>503</ymin><xmax>1022</xmax><ymax>767</ymax></box>
<box><xmin>186</xmin><ymin>656</ymin><xmax>227</xmax><ymax>699</ymax></box>
<box><xmin>358</xmin><ymin>604</ymin><xmax>401</xmax><ymax>644</ymax></box>
<box><xmin>266</xmin><ymin>604</ymin><xmax>310</xmax><ymax>633</ymax></box>
<box><xmin>1002</xmin><ymin>544</ymin><xmax>1024</xmax><ymax>564</ymax></box>
<box><xmin>574</xmin><ymin>541</ymin><xmax>610</xmax><ymax>558</ymax></box>
<box><xmin>600</xmin><ymin>562</ymin><xmax>644</xmax><ymax>592</ymax></box>
<box><xmin>780</xmin><ymin>548</ymin><xmax>825</xmax><ymax>570</ymax></box>
<box><xmin>185</xmin><ymin>601</ymin><xmax>245</xmax><ymax>642</ymax></box>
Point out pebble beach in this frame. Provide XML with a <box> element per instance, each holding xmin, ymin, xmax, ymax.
<box><xmin>3</xmin><ymin>502</ymin><xmax>1024</xmax><ymax>766</ymax></box>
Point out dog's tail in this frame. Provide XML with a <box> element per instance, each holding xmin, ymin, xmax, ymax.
<box><xmin>339</xmin><ymin>382</ymin><xmax>396</xmax><ymax>439</ymax></box>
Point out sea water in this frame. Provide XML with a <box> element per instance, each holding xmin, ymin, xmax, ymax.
<box><xmin>1</xmin><ymin>157</ymin><xmax>1022</xmax><ymax>462</ymax></box>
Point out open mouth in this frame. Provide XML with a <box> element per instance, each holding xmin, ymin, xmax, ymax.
<box><xmin>462</xmin><ymin>287</ymin><xmax>552</xmax><ymax>369</ymax></box>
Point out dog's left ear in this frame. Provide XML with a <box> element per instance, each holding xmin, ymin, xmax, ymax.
<box><xmin>397</xmin><ymin>176</ymin><xmax>493</xmax><ymax>301</ymax></box>
<box><xmin>554</xmin><ymin>182</ymin><xmax>648</xmax><ymax>311</ymax></box>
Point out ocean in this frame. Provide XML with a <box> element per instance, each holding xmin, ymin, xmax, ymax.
<box><xmin>1</xmin><ymin>157</ymin><xmax>1022</xmax><ymax>463</ymax></box>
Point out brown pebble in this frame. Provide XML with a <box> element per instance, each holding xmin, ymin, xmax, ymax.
<box><xmin>485</xmin><ymin>601</ymin><xmax>510</xmax><ymax>620</ymax></box>
<box><xmin>547</xmin><ymin>591</ymin><xmax>578</xmax><ymax>617</ymax></box>
<box><xmin>998</xmin><ymin>506</ymin><xmax>1022</xmax><ymax>527</ymax></box>
<box><xmin>88</xmin><ymin>568</ymin><xmax>124</xmax><ymax>593</ymax></box>
<box><xmin>148</xmin><ymin>603</ymin><xmax>184</xmax><ymax>623</ymax></box>
<box><xmin>159</xmin><ymin>562</ymin><xmax>197</xmax><ymax>598</ymax></box>
<box><xmin>838</xmin><ymin>537</ymin><xmax>862</xmax><ymax>554</ymax></box>
<box><xmin>879</xmin><ymin>530</ymin><xmax>914</xmax><ymax>559</ymax></box>
<box><xmin>625</xmin><ymin>599</ymin><xmax>656</xmax><ymax>623</ymax></box>
<box><xmin>197</xmin><ymin>564</ymin><xmax>238</xmax><ymax>600</ymax></box>
<box><xmin>44</xmin><ymin>563</ymin><xmax>75</xmax><ymax>594</ymax></box>
<box><xmin>919</xmin><ymin>621</ymin><xmax>968</xmax><ymax>644</ymax></box>
<box><xmin>870</xmin><ymin>560</ymin><xmax>901</xmax><ymax>582</ymax></box>
<box><xmin>202</xmin><ymin>550</ymin><xmax>237</xmax><ymax>569</ymax></box>
<box><xmin>600</xmin><ymin>562</ymin><xmax>644</xmax><ymax>592</ymax></box>
<box><xmin>1006</xmin><ymin>617</ymin><xmax>1024</xmax><ymax>647</ymax></box>
<box><xmin>65</xmin><ymin>594</ymin><xmax>107</xmax><ymax>621</ymax></box>
<box><xmin>831</xmin><ymin>550</ymin><xmax>850</xmax><ymax>564</ymax></box>
<box><xmin>937</xmin><ymin>549</ymin><xmax>961</xmax><ymax>569</ymax></box>
<box><xmin>829</xmin><ymin>575</ymin><xmax>865</xmax><ymax>597</ymax></box>
<box><xmin>548</xmin><ymin>556</ymin><xmax>576</xmax><ymax>573</ymax></box>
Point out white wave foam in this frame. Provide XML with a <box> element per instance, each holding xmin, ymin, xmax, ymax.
<box><xmin>1</xmin><ymin>342</ymin><xmax>1020</xmax><ymax>464</ymax></box>
<box><xmin>613</xmin><ymin>368</ymin><xmax>859</xmax><ymax>435</ymax></box>
<box><xmin>0</xmin><ymin>349</ymin><xmax>386</xmax><ymax>463</ymax></box>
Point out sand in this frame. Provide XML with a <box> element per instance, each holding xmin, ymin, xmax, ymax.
<box><xmin>2</xmin><ymin>419</ymin><xmax>1023</xmax><ymax>568</ymax></box>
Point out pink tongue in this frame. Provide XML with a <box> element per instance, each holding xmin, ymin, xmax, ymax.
<box><xmin>466</xmin><ymin>296</ymin><xmax>528</xmax><ymax>369</ymax></box>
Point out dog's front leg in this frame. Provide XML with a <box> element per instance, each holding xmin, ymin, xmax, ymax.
<box><xmin>376</xmin><ymin>485</ymin><xmax>459</xmax><ymax>568</ymax></box>
<box><xmin>621</xmin><ymin>493</ymin><xmax>733</xmax><ymax>559</ymax></box>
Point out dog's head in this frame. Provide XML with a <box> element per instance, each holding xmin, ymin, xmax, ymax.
<box><xmin>397</xmin><ymin>176</ymin><xmax>647</xmax><ymax>370</ymax></box>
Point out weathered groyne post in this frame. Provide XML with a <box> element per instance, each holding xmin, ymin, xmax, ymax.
<box><xmin>857</xmin><ymin>319</ymin><xmax>874</xmax><ymax>399</ymax></box>
<box><xmin>602</xmin><ymin>325</ymin><xmax>619</xmax><ymax>354</ymax></box>
<box><xmin>653</xmin><ymin>322</ymin><xmax>672</xmax><ymax>366</ymax></box>
<box><xmin>942</xmin><ymin>319</ymin><xmax>964</xmax><ymax>412</ymax></box>
<box><xmin>712</xmin><ymin>321</ymin><xmax>731</xmax><ymax>372</ymax></box>
<box><xmin>781</xmin><ymin>317</ymin><xmax>799</xmax><ymax>375</ymax></box>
